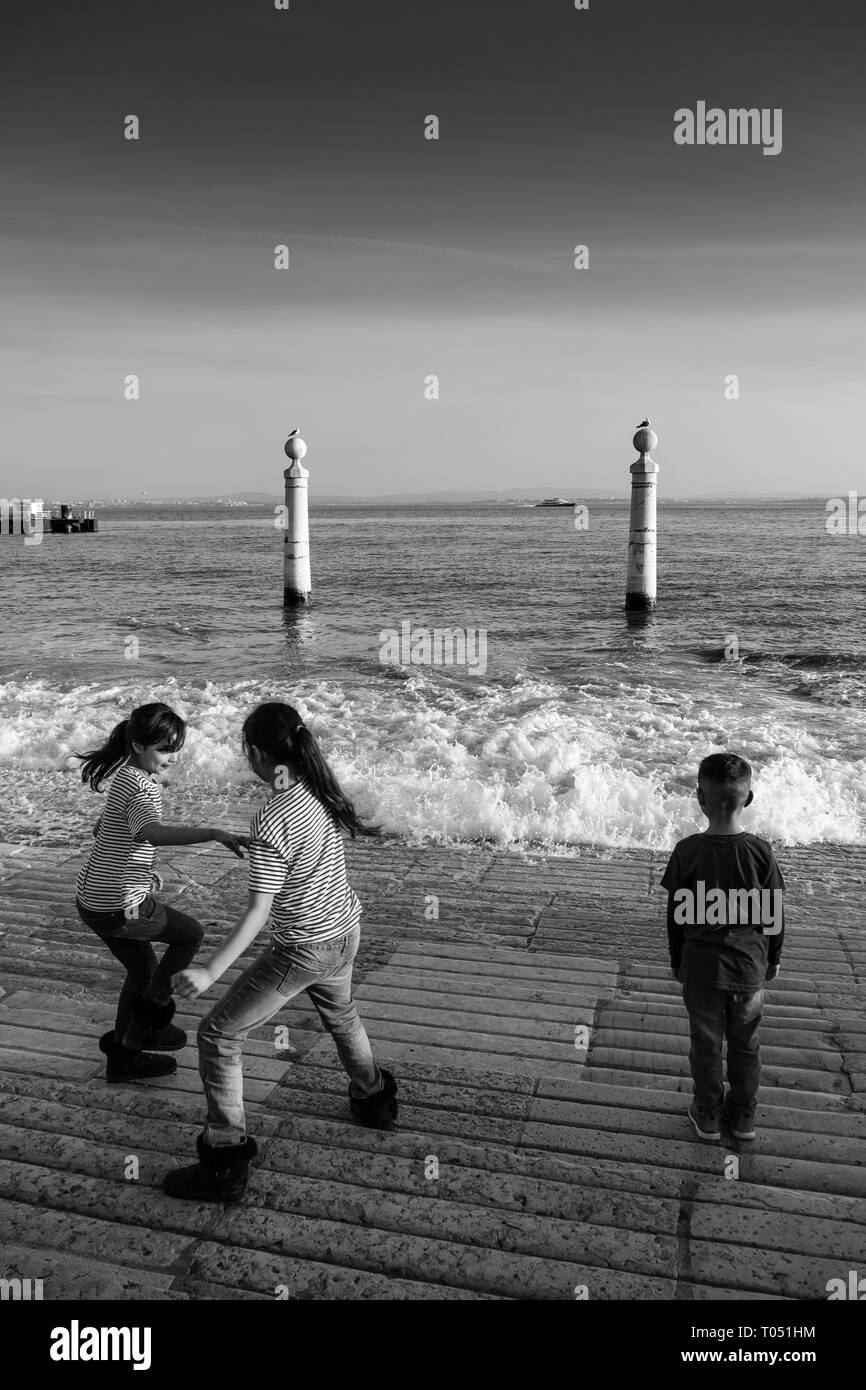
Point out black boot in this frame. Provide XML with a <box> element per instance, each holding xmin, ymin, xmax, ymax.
<box><xmin>163</xmin><ymin>1133</ymin><xmax>258</xmax><ymax>1204</ymax></box>
<box><xmin>99</xmin><ymin>1030</ymin><xmax>177</xmax><ymax>1082</ymax></box>
<box><xmin>123</xmin><ymin>996</ymin><xmax>186</xmax><ymax>1052</ymax></box>
<box><xmin>349</xmin><ymin>1068</ymin><xmax>398</xmax><ymax>1130</ymax></box>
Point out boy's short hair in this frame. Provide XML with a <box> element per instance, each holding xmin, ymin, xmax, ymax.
<box><xmin>698</xmin><ymin>752</ymin><xmax>752</xmax><ymax>809</ymax></box>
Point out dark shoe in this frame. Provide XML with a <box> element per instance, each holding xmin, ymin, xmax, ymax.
<box><xmin>349</xmin><ymin>1068</ymin><xmax>398</xmax><ymax>1130</ymax></box>
<box><xmin>688</xmin><ymin>1102</ymin><xmax>721</xmax><ymax>1141</ymax></box>
<box><xmin>163</xmin><ymin>1133</ymin><xmax>258</xmax><ymax>1204</ymax></box>
<box><xmin>123</xmin><ymin>997</ymin><xmax>187</xmax><ymax>1052</ymax></box>
<box><xmin>724</xmin><ymin>1108</ymin><xmax>757</xmax><ymax>1140</ymax></box>
<box><xmin>730</xmin><ymin>1116</ymin><xmax>757</xmax><ymax>1140</ymax></box>
<box><xmin>99</xmin><ymin>1030</ymin><xmax>177</xmax><ymax>1082</ymax></box>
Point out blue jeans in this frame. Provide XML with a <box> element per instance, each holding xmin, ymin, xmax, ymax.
<box><xmin>198</xmin><ymin>923</ymin><xmax>381</xmax><ymax>1146</ymax></box>
<box><xmin>76</xmin><ymin>895</ymin><xmax>204</xmax><ymax>1039</ymax></box>
<box><xmin>682</xmin><ymin>981</ymin><xmax>763</xmax><ymax>1120</ymax></box>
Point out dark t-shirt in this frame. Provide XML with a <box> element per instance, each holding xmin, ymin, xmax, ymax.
<box><xmin>660</xmin><ymin>832</ymin><xmax>785</xmax><ymax>990</ymax></box>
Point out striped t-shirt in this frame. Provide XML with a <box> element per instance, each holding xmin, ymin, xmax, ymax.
<box><xmin>248</xmin><ymin>781</ymin><xmax>361</xmax><ymax>945</ymax></box>
<box><xmin>76</xmin><ymin>765</ymin><xmax>162</xmax><ymax>912</ymax></box>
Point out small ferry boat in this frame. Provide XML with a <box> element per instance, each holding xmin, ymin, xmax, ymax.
<box><xmin>534</xmin><ymin>497</ymin><xmax>575</xmax><ymax>508</ymax></box>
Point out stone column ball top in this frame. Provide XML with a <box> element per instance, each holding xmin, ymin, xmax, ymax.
<box><xmin>633</xmin><ymin>418</ymin><xmax>658</xmax><ymax>455</ymax></box>
<box><xmin>284</xmin><ymin>428</ymin><xmax>308</xmax><ymax>461</ymax></box>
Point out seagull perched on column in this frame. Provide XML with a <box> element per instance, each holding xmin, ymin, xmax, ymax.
<box><xmin>636</xmin><ymin>417</ymin><xmax>651</xmax><ymax>428</ymax></box>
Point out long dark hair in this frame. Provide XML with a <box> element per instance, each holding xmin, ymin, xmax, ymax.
<box><xmin>77</xmin><ymin>702</ymin><xmax>187</xmax><ymax>791</ymax></box>
<box><xmin>242</xmin><ymin>702</ymin><xmax>377</xmax><ymax>838</ymax></box>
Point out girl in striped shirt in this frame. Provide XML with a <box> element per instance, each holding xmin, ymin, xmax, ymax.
<box><xmin>163</xmin><ymin>701</ymin><xmax>396</xmax><ymax>1205</ymax></box>
<box><xmin>76</xmin><ymin>702</ymin><xmax>248</xmax><ymax>1083</ymax></box>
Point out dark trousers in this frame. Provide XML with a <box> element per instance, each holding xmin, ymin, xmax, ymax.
<box><xmin>76</xmin><ymin>895</ymin><xmax>204</xmax><ymax>1040</ymax></box>
<box><xmin>682</xmin><ymin>981</ymin><xmax>763</xmax><ymax>1119</ymax></box>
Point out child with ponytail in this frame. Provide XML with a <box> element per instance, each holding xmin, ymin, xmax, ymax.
<box><xmin>163</xmin><ymin>701</ymin><xmax>396</xmax><ymax>1205</ymax></box>
<box><xmin>76</xmin><ymin>702</ymin><xmax>248</xmax><ymax>1083</ymax></box>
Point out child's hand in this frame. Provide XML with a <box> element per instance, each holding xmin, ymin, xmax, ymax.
<box><xmin>765</xmin><ymin>964</ymin><xmax>781</xmax><ymax>982</ymax></box>
<box><xmin>150</xmin><ymin>870</ymin><xmax>164</xmax><ymax>892</ymax></box>
<box><xmin>212</xmin><ymin>830</ymin><xmax>250</xmax><ymax>858</ymax></box>
<box><xmin>173</xmin><ymin>966</ymin><xmax>213</xmax><ymax>1000</ymax></box>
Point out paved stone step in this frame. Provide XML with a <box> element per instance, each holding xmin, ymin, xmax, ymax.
<box><xmin>4</xmin><ymin>927</ymin><xmax>859</xmax><ymax>1004</ymax></box>
<box><xmin>0</xmin><ymin>956</ymin><xmax>292</xmax><ymax>1000</ymax></box>
<box><xmin>0</xmin><ymin>1000</ymin><xmax>323</xmax><ymax>1057</ymax></box>
<box><xmin>625</xmin><ymin>956</ymin><xmax>860</xmax><ymax>980</ymax></box>
<box><xmin>535</xmin><ymin>1076</ymin><xmax>866</xmax><ymax>1135</ymax></box>
<box><xmin>0</xmin><ymin>1047</ymin><xmax>96</xmax><ymax>1081</ymax></box>
<box><xmin>519</xmin><ymin>1121</ymin><xmax>866</xmax><ymax>1198</ymax></box>
<box><xmin>8</xmin><ymin>1060</ymin><xmax>866</xmax><ymax>1179</ymax></box>
<box><xmin>298</xmin><ymin>998</ymin><xmax>596</xmax><ymax>1043</ymax></box>
<box><xmin>3</xmin><ymin>1112</ymin><xmax>865</xmax><ymax>1267</ymax></box>
<box><xmin>357</xmin><ymin>974</ymin><xmax>603</xmax><ymax>1011</ymax></box>
<box><xmin>275</xmin><ymin>1059</ymin><xmax>866</xmax><ymax>1135</ymax></box>
<box><xmin>688</xmin><ymin>1204</ymin><xmax>866</xmax><ymax>1265</ymax></box>
<box><xmin>0</xmin><ymin>1199</ymin><xmax>486</xmax><ymax>1301</ymax></box>
<box><xmin>620</xmin><ymin>978</ymin><xmax>826</xmax><ymax>1006</ymax></box>
<box><xmin>3</xmin><ymin>977</ymin><xmax>603</xmax><ymax>1026</ymax></box>
<box><xmin>2</xmin><ymin>832</ymin><xmax>863</xmax><ymax>1302</ymax></box>
<box><xmin>596</xmin><ymin>1004</ymin><xmax>839</xmax><ymax>1034</ymax></box>
<box><xmin>0</xmin><ymin>1026</ymin><xmax>298</xmax><ymax>1084</ymax></box>
<box><xmin>2</xmin><ymin>1064</ymin><xmax>864</xmax><ymax>1231</ymax></box>
<box><xmin>586</xmin><ymin>1047</ymin><xmax>848</xmax><ymax>1094</ymax></box>
<box><xmin>0</xmin><ymin>1011</ymin><xmax>588</xmax><ymax>1082</ymax></box>
<box><xmin>567</xmin><ymin>1063</ymin><xmax>863</xmax><ymax>1110</ymax></box>
<box><xmin>0</xmin><ymin>1004</ymin><xmax>537</xmax><ymax>1095</ymax></box>
<box><xmin>538</xmin><ymin>925</ymin><xmax>852</xmax><ymax>962</ymax></box>
<box><xmin>0</xmin><ymin>954</ymin><xmax>120</xmax><ymax>987</ymax></box>
<box><xmin>685</xmin><ymin>1239</ymin><xmax>855</xmax><ymax>1300</ymax></box>
<box><xmin>267</xmin><ymin>1079</ymin><xmax>525</xmax><ymax>1146</ymax></box>
<box><xmin>5</xmin><ymin>988</ymin><xmax>858</xmax><ymax>1116</ymax></box>
<box><xmin>0</xmin><ymin>1240</ymin><xmax>177</xmax><ymax>1298</ymax></box>
<box><xmin>680</xmin><ymin>1284</ymin><xmax>790</xmax><ymax>1301</ymax></box>
<box><xmin>0</xmin><ymin>1165</ymin><xmax>674</xmax><ymax>1300</ymax></box>
<box><xmin>302</xmin><ymin>1032</ymin><xmax>580</xmax><ymax>1080</ymax></box>
<box><xmin>0</xmin><ymin>984</ymin><xmax>861</xmax><ymax>1100</ymax></box>
<box><xmin>0</xmin><ymin>1129</ymin><xmax>679</xmax><ymax>1278</ymax></box>
<box><xmin>0</xmin><ymin>901</ymin><xmax>51</xmax><ymax>921</ymax></box>
<box><xmin>179</xmin><ymin>1240</ymin><xmax>498</xmax><ymax>1299</ymax></box>
<box><xmin>0</xmin><ymin>1108</ymin><xmax>678</xmax><ymax>1235</ymax></box>
<box><xmin>0</xmin><ymin>1189</ymin><xmax>193</xmax><ymax>1269</ymax></box>
<box><xmin>525</xmin><ymin>1099</ymin><xmax>864</xmax><ymax>1165</ymax></box>
<box><xmin>388</xmin><ymin>940</ymin><xmax>617</xmax><ymax>979</ymax></box>
<box><xmin>0</xmin><ymin>942</ymin><xmax>259</xmax><ymax>986</ymax></box>
<box><xmin>589</xmin><ymin>1026</ymin><xmax>845</xmax><ymax>1072</ymax></box>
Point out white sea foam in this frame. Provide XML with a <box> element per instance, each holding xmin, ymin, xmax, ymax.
<box><xmin>0</xmin><ymin>673</ymin><xmax>864</xmax><ymax>849</ymax></box>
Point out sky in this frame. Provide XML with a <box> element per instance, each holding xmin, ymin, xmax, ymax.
<box><xmin>2</xmin><ymin>0</ymin><xmax>864</xmax><ymax>498</ymax></box>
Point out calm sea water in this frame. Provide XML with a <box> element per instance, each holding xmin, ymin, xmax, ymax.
<box><xmin>1</xmin><ymin>501</ymin><xmax>864</xmax><ymax>848</ymax></box>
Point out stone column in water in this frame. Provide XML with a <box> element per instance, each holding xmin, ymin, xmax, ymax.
<box><xmin>625</xmin><ymin>419</ymin><xmax>659</xmax><ymax>612</ymax></box>
<box><xmin>283</xmin><ymin>429</ymin><xmax>311</xmax><ymax>606</ymax></box>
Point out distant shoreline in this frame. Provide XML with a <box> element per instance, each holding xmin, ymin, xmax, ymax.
<box><xmin>31</xmin><ymin>493</ymin><xmax>834</xmax><ymax>508</ymax></box>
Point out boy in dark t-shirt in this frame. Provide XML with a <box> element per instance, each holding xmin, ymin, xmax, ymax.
<box><xmin>661</xmin><ymin>753</ymin><xmax>784</xmax><ymax>1143</ymax></box>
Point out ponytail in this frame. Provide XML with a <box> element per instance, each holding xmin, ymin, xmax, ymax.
<box><xmin>242</xmin><ymin>702</ymin><xmax>378</xmax><ymax>839</ymax></box>
<box><xmin>77</xmin><ymin>719</ymin><xmax>130</xmax><ymax>791</ymax></box>
<box><xmin>76</xmin><ymin>703</ymin><xmax>187</xmax><ymax>792</ymax></box>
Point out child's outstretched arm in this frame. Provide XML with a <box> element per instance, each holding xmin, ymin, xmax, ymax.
<box><xmin>135</xmin><ymin>821</ymin><xmax>249</xmax><ymax>858</ymax></box>
<box><xmin>172</xmin><ymin>889</ymin><xmax>276</xmax><ymax>999</ymax></box>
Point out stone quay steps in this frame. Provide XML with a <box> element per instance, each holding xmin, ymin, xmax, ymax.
<box><xmin>1</xmin><ymin>837</ymin><xmax>865</xmax><ymax>1299</ymax></box>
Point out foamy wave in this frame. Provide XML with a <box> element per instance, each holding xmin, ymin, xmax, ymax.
<box><xmin>0</xmin><ymin>673</ymin><xmax>864</xmax><ymax>849</ymax></box>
